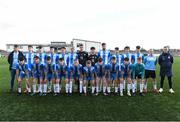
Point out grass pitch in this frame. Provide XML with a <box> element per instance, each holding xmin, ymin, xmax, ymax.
<box><xmin>0</xmin><ymin>57</ymin><xmax>180</xmax><ymax>121</ymax></box>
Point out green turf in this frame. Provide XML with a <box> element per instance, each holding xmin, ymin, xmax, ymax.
<box><xmin>0</xmin><ymin>57</ymin><xmax>180</xmax><ymax>121</ymax></box>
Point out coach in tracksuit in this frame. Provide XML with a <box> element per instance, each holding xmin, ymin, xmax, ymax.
<box><xmin>8</xmin><ymin>45</ymin><xmax>24</xmax><ymax>92</ymax></box>
<box><xmin>158</xmin><ymin>46</ymin><xmax>175</xmax><ymax>94</ymax></box>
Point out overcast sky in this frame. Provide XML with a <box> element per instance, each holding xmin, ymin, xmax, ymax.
<box><xmin>0</xmin><ymin>0</ymin><xmax>180</xmax><ymax>50</ymax></box>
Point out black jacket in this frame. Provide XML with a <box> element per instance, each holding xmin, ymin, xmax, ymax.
<box><xmin>88</xmin><ymin>54</ymin><xmax>98</xmax><ymax>66</ymax></box>
<box><xmin>7</xmin><ymin>51</ymin><xmax>24</xmax><ymax>70</ymax></box>
<box><xmin>77</xmin><ymin>51</ymin><xmax>88</xmax><ymax>67</ymax></box>
<box><xmin>158</xmin><ymin>52</ymin><xmax>173</xmax><ymax>77</ymax></box>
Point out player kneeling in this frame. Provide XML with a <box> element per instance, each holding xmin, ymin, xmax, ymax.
<box><xmin>83</xmin><ymin>60</ymin><xmax>96</xmax><ymax>96</ymax></box>
<box><xmin>55</xmin><ymin>58</ymin><xmax>68</xmax><ymax>96</ymax></box>
<box><xmin>132</xmin><ymin>57</ymin><xmax>145</xmax><ymax>96</ymax></box>
<box><xmin>16</xmin><ymin>57</ymin><xmax>31</xmax><ymax>96</ymax></box>
<box><xmin>94</xmin><ymin>58</ymin><xmax>105</xmax><ymax>95</ymax></box>
<box><xmin>120</xmin><ymin>57</ymin><xmax>132</xmax><ymax>96</ymax></box>
<box><xmin>69</xmin><ymin>59</ymin><xmax>83</xmax><ymax>94</ymax></box>
<box><xmin>31</xmin><ymin>56</ymin><xmax>44</xmax><ymax>96</ymax></box>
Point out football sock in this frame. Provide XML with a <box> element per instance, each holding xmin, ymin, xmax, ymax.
<box><xmin>83</xmin><ymin>86</ymin><xmax>86</xmax><ymax>94</ymax></box>
<box><xmin>65</xmin><ymin>83</ymin><xmax>69</xmax><ymax>93</ymax></box>
<box><xmin>69</xmin><ymin>81</ymin><xmax>72</xmax><ymax>94</ymax></box>
<box><xmin>80</xmin><ymin>81</ymin><xmax>83</xmax><ymax>93</ymax></box>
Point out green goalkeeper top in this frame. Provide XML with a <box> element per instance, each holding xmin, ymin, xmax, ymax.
<box><xmin>132</xmin><ymin>63</ymin><xmax>145</xmax><ymax>79</ymax></box>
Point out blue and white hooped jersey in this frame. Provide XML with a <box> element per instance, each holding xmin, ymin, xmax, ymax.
<box><xmin>133</xmin><ymin>53</ymin><xmax>144</xmax><ymax>64</ymax></box>
<box><xmin>67</xmin><ymin>52</ymin><xmax>78</xmax><ymax>67</ymax></box>
<box><xmin>58</xmin><ymin>53</ymin><xmax>68</xmax><ymax>66</ymax></box>
<box><xmin>47</xmin><ymin>53</ymin><xmax>58</xmax><ymax>65</ymax></box>
<box><xmin>144</xmin><ymin>54</ymin><xmax>157</xmax><ymax>71</ymax></box>
<box><xmin>98</xmin><ymin>50</ymin><xmax>111</xmax><ymax>65</ymax></box>
<box><xmin>35</xmin><ymin>52</ymin><xmax>46</xmax><ymax>65</ymax></box>
<box><xmin>24</xmin><ymin>52</ymin><xmax>35</xmax><ymax>71</ymax></box>
<box><xmin>122</xmin><ymin>53</ymin><xmax>133</xmax><ymax>64</ymax></box>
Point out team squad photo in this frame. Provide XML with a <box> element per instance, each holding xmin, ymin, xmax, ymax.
<box><xmin>7</xmin><ymin>43</ymin><xmax>174</xmax><ymax>97</ymax></box>
<box><xmin>1</xmin><ymin>0</ymin><xmax>180</xmax><ymax>121</ymax></box>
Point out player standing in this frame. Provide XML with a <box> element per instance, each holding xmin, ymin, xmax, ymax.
<box><xmin>144</xmin><ymin>49</ymin><xmax>158</xmax><ymax>93</ymax></box>
<box><xmin>24</xmin><ymin>45</ymin><xmax>35</xmax><ymax>93</ymax></box>
<box><xmin>66</xmin><ymin>47</ymin><xmax>78</xmax><ymax>95</ymax></box>
<box><xmin>121</xmin><ymin>46</ymin><xmax>133</xmax><ymax>91</ymax></box>
<box><xmin>97</xmin><ymin>43</ymin><xmax>111</xmax><ymax>95</ymax></box>
<box><xmin>35</xmin><ymin>46</ymin><xmax>46</xmax><ymax>93</ymax></box>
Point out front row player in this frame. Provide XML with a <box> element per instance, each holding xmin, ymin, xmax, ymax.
<box><xmin>94</xmin><ymin>58</ymin><xmax>106</xmax><ymax>95</ymax></box>
<box><xmin>31</xmin><ymin>56</ymin><xmax>44</xmax><ymax>96</ymax></box>
<box><xmin>120</xmin><ymin>57</ymin><xmax>132</xmax><ymax>96</ymax></box>
<box><xmin>16</xmin><ymin>56</ymin><xmax>31</xmax><ymax>95</ymax></box>
<box><xmin>109</xmin><ymin>56</ymin><xmax>119</xmax><ymax>95</ymax></box>
<box><xmin>70</xmin><ymin>59</ymin><xmax>83</xmax><ymax>94</ymax></box>
<box><xmin>55</xmin><ymin>58</ymin><xmax>68</xmax><ymax>96</ymax></box>
<box><xmin>132</xmin><ymin>57</ymin><xmax>145</xmax><ymax>96</ymax></box>
<box><xmin>42</xmin><ymin>56</ymin><xmax>55</xmax><ymax>96</ymax></box>
<box><xmin>83</xmin><ymin>60</ymin><xmax>96</xmax><ymax>96</ymax></box>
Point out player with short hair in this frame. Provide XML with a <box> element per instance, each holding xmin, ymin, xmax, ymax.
<box><xmin>120</xmin><ymin>57</ymin><xmax>133</xmax><ymax>96</ymax></box>
<box><xmin>42</xmin><ymin>56</ymin><xmax>56</xmax><ymax>96</ymax></box>
<box><xmin>35</xmin><ymin>46</ymin><xmax>46</xmax><ymax>93</ymax></box>
<box><xmin>132</xmin><ymin>57</ymin><xmax>145</xmax><ymax>96</ymax></box>
<box><xmin>66</xmin><ymin>47</ymin><xmax>78</xmax><ymax>95</ymax></box>
<box><xmin>31</xmin><ymin>56</ymin><xmax>44</xmax><ymax>96</ymax></box>
<box><xmin>98</xmin><ymin>43</ymin><xmax>111</xmax><ymax>95</ymax></box>
<box><xmin>88</xmin><ymin>47</ymin><xmax>98</xmax><ymax>92</ymax></box>
<box><xmin>94</xmin><ymin>58</ymin><xmax>106</xmax><ymax>95</ymax></box>
<box><xmin>55</xmin><ymin>57</ymin><xmax>68</xmax><ymax>96</ymax></box>
<box><xmin>108</xmin><ymin>56</ymin><xmax>119</xmax><ymax>95</ymax></box>
<box><xmin>24</xmin><ymin>45</ymin><xmax>35</xmax><ymax>93</ymax></box>
<box><xmin>121</xmin><ymin>46</ymin><xmax>133</xmax><ymax>91</ymax></box>
<box><xmin>131</xmin><ymin>46</ymin><xmax>144</xmax><ymax>92</ymax></box>
<box><xmin>70</xmin><ymin>59</ymin><xmax>83</xmax><ymax>94</ymax></box>
<box><xmin>16</xmin><ymin>56</ymin><xmax>30</xmax><ymax>96</ymax></box>
<box><xmin>83</xmin><ymin>60</ymin><xmax>96</xmax><ymax>96</ymax></box>
<box><xmin>58</xmin><ymin>47</ymin><xmax>68</xmax><ymax>65</ymax></box>
<box><xmin>113</xmin><ymin>47</ymin><xmax>122</xmax><ymax>94</ymax></box>
<box><xmin>144</xmin><ymin>49</ymin><xmax>158</xmax><ymax>93</ymax></box>
<box><xmin>46</xmin><ymin>46</ymin><xmax>58</xmax><ymax>93</ymax></box>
